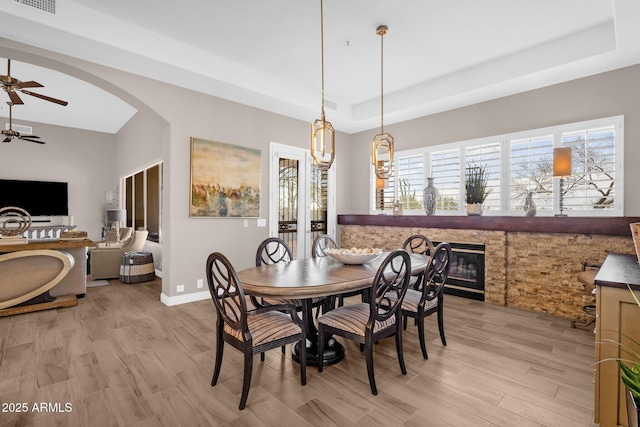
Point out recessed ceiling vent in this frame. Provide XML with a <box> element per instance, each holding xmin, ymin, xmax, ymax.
<box><xmin>14</xmin><ymin>0</ymin><xmax>56</xmax><ymax>14</ymax></box>
<box><xmin>6</xmin><ymin>123</ymin><xmax>33</xmax><ymax>134</ymax></box>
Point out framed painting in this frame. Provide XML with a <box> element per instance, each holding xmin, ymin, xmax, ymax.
<box><xmin>190</xmin><ymin>137</ymin><xmax>261</xmax><ymax>218</ymax></box>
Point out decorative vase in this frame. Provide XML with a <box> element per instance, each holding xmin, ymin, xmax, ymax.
<box><xmin>423</xmin><ymin>177</ymin><xmax>438</xmax><ymax>216</ymax></box>
<box><xmin>523</xmin><ymin>192</ymin><xmax>537</xmax><ymax>217</ymax></box>
<box><xmin>392</xmin><ymin>200</ymin><xmax>403</xmax><ymax>216</ymax></box>
<box><xmin>466</xmin><ymin>203</ymin><xmax>482</xmax><ymax>216</ymax></box>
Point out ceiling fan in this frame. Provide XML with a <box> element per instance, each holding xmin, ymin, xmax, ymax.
<box><xmin>2</xmin><ymin>102</ymin><xmax>45</xmax><ymax>144</ymax></box>
<box><xmin>1</xmin><ymin>59</ymin><xmax>68</xmax><ymax>106</ymax></box>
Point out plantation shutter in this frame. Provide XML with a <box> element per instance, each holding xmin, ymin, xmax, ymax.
<box><xmin>509</xmin><ymin>135</ymin><xmax>554</xmax><ymax>211</ymax></box>
<box><xmin>430</xmin><ymin>148</ymin><xmax>461</xmax><ymax>212</ymax></box>
<box><xmin>464</xmin><ymin>143</ymin><xmax>501</xmax><ymax>211</ymax></box>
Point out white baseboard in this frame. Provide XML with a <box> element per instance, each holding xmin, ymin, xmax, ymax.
<box><xmin>155</xmin><ymin>269</ymin><xmax>162</xmax><ymax>278</ymax></box>
<box><xmin>160</xmin><ymin>290</ymin><xmax>209</xmax><ymax>306</ymax></box>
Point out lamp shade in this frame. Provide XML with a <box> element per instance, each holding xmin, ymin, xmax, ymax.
<box><xmin>553</xmin><ymin>147</ymin><xmax>572</xmax><ymax>177</ymax></box>
<box><xmin>107</xmin><ymin>209</ymin><xmax>126</xmax><ymax>223</ymax></box>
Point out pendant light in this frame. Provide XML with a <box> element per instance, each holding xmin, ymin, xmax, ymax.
<box><xmin>310</xmin><ymin>0</ymin><xmax>335</xmax><ymax>171</ymax></box>
<box><xmin>371</xmin><ymin>25</ymin><xmax>394</xmax><ymax>180</ymax></box>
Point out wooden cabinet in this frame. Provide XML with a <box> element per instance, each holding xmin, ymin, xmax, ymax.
<box><xmin>594</xmin><ymin>253</ymin><xmax>640</xmax><ymax>427</ymax></box>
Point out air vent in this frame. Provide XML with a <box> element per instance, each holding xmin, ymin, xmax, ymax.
<box><xmin>5</xmin><ymin>123</ymin><xmax>33</xmax><ymax>134</ymax></box>
<box><xmin>324</xmin><ymin>99</ymin><xmax>337</xmax><ymax>110</ymax></box>
<box><xmin>14</xmin><ymin>0</ymin><xmax>55</xmax><ymax>14</ymax></box>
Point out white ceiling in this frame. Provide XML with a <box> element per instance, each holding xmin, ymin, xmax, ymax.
<box><xmin>1</xmin><ymin>0</ymin><xmax>640</xmax><ymax>134</ymax></box>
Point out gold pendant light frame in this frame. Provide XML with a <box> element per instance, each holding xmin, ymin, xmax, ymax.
<box><xmin>371</xmin><ymin>25</ymin><xmax>394</xmax><ymax>180</ymax></box>
<box><xmin>310</xmin><ymin>0</ymin><xmax>335</xmax><ymax>171</ymax></box>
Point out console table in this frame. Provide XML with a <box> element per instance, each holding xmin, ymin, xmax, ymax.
<box><xmin>0</xmin><ymin>239</ymin><xmax>93</xmax><ymax>317</ymax></box>
<box><xmin>594</xmin><ymin>253</ymin><xmax>640</xmax><ymax>426</ymax></box>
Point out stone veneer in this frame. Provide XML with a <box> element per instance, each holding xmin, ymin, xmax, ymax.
<box><xmin>340</xmin><ymin>224</ymin><xmax>636</xmax><ymax>320</ymax></box>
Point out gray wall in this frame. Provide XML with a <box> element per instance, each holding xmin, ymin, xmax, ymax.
<box><xmin>0</xmin><ymin>118</ymin><xmax>116</xmax><ymax>241</ymax></box>
<box><xmin>348</xmin><ymin>64</ymin><xmax>640</xmax><ymax>215</ymax></box>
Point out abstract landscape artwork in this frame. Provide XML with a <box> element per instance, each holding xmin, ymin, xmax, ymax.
<box><xmin>190</xmin><ymin>137</ymin><xmax>261</xmax><ymax>217</ymax></box>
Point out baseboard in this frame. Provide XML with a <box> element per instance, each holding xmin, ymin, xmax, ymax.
<box><xmin>160</xmin><ymin>290</ymin><xmax>209</xmax><ymax>306</ymax></box>
<box><xmin>155</xmin><ymin>269</ymin><xmax>162</xmax><ymax>278</ymax></box>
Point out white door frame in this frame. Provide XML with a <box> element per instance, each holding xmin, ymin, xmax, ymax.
<box><xmin>269</xmin><ymin>142</ymin><xmax>336</xmax><ymax>259</ymax></box>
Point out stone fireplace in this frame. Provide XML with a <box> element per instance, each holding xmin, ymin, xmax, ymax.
<box><xmin>338</xmin><ymin>215</ymin><xmax>639</xmax><ymax>320</ymax></box>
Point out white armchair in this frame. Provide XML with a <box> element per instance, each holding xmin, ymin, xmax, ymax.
<box><xmin>90</xmin><ymin>230</ymin><xmax>148</xmax><ymax>279</ymax></box>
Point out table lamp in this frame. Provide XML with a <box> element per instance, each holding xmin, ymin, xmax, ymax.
<box><xmin>553</xmin><ymin>147</ymin><xmax>572</xmax><ymax>217</ymax></box>
<box><xmin>107</xmin><ymin>209</ymin><xmax>126</xmax><ymax>240</ymax></box>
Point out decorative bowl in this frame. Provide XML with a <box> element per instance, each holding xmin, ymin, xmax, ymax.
<box><xmin>326</xmin><ymin>248</ymin><xmax>382</xmax><ymax>265</ymax></box>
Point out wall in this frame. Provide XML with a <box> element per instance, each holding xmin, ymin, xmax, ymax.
<box><xmin>346</xmin><ymin>64</ymin><xmax>640</xmax><ymax>216</ymax></box>
<box><xmin>0</xmin><ymin>38</ymin><xmax>353</xmax><ymax>304</ymax></box>
<box><xmin>114</xmin><ymin>111</ymin><xmax>166</xmax><ymax>272</ymax></box>
<box><xmin>0</xmin><ymin>118</ymin><xmax>116</xmax><ymax>241</ymax></box>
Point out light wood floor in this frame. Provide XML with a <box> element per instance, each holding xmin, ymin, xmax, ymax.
<box><xmin>0</xmin><ymin>279</ymin><xmax>598</xmax><ymax>427</ymax></box>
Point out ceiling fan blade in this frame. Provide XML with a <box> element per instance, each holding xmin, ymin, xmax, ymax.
<box><xmin>16</xmin><ymin>81</ymin><xmax>44</xmax><ymax>89</ymax></box>
<box><xmin>21</xmin><ymin>137</ymin><xmax>46</xmax><ymax>144</ymax></box>
<box><xmin>8</xmin><ymin>91</ymin><xmax>24</xmax><ymax>105</ymax></box>
<box><xmin>3</xmin><ymin>137</ymin><xmax>12</xmax><ymax>143</ymax></box>
<box><xmin>19</xmin><ymin>90</ymin><xmax>68</xmax><ymax>106</ymax></box>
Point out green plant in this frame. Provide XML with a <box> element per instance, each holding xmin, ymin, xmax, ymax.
<box><xmin>465</xmin><ymin>164</ymin><xmax>490</xmax><ymax>204</ymax></box>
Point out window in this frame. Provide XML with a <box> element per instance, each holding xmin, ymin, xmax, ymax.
<box><xmin>370</xmin><ymin>116</ymin><xmax>623</xmax><ymax>216</ymax></box>
<box><xmin>431</xmin><ymin>148</ymin><xmax>460</xmax><ymax>212</ymax></box>
<box><xmin>123</xmin><ymin>162</ymin><xmax>163</xmax><ymax>242</ymax></box>
<box><xmin>509</xmin><ymin>135</ymin><xmax>554</xmax><ymax>212</ymax></box>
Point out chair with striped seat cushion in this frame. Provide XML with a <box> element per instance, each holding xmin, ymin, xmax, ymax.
<box><xmin>401</xmin><ymin>242</ymin><xmax>451</xmax><ymax>359</ymax></box>
<box><xmin>312</xmin><ymin>234</ymin><xmax>360</xmax><ymax>308</ymax></box>
<box><xmin>255</xmin><ymin>237</ymin><xmax>327</xmax><ymax>315</ymax></box>
<box><xmin>402</xmin><ymin>234</ymin><xmax>435</xmax><ymax>289</ymax></box>
<box><xmin>317</xmin><ymin>249</ymin><xmax>411</xmax><ymax>395</ymax></box>
<box><xmin>206</xmin><ymin>252</ymin><xmax>306</xmax><ymax>410</ymax></box>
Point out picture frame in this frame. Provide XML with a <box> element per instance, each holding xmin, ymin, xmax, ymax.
<box><xmin>190</xmin><ymin>137</ymin><xmax>261</xmax><ymax>218</ymax></box>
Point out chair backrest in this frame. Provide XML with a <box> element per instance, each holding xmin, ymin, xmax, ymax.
<box><xmin>206</xmin><ymin>252</ymin><xmax>248</xmax><ymax>335</ymax></box>
<box><xmin>402</xmin><ymin>234</ymin><xmax>435</xmax><ymax>257</ymax></box>
<box><xmin>370</xmin><ymin>249</ymin><xmax>411</xmax><ymax>324</ymax></box>
<box><xmin>420</xmin><ymin>242</ymin><xmax>452</xmax><ymax>302</ymax></box>
<box><xmin>255</xmin><ymin>237</ymin><xmax>293</xmax><ymax>266</ymax></box>
<box><xmin>123</xmin><ymin>230</ymin><xmax>148</xmax><ymax>252</ymax></box>
<box><xmin>311</xmin><ymin>234</ymin><xmax>338</xmax><ymax>258</ymax></box>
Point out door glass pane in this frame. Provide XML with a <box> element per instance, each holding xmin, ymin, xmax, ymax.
<box><xmin>278</xmin><ymin>158</ymin><xmax>298</xmax><ymax>257</ymax></box>
<box><xmin>134</xmin><ymin>171</ymin><xmax>144</xmax><ymax>231</ymax></box>
<box><xmin>125</xmin><ymin>176</ymin><xmax>133</xmax><ymax>228</ymax></box>
<box><xmin>310</xmin><ymin>167</ymin><xmax>328</xmax><ymax>253</ymax></box>
<box><xmin>146</xmin><ymin>164</ymin><xmax>160</xmax><ymax>242</ymax></box>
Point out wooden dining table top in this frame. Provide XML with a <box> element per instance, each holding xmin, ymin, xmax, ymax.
<box><xmin>237</xmin><ymin>252</ymin><xmax>428</xmax><ymax>299</ymax></box>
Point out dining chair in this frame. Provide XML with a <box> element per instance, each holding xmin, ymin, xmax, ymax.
<box><xmin>400</xmin><ymin>242</ymin><xmax>452</xmax><ymax>358</ymax></box>
<box><xmin>311</xmin><ymin>234</ymin><xmax>337</xmax><ymax>258</ymax></box>
<box><xmin>205</xmin><ymin>251</ymin><xmax>306</xmax><ymax>410</ymax></box>
<box><xmin>402</xmin><ymin>234</ymin><xmax>435</xmax><ymax>290</ymax></box>
<box><xmin>311</xmin><ymin>234</ymin><xmax>361</xmax><ymax>307</ymax></box>
<box><xmin>255</xmin><ymin>236</ymin><xmax>326</xmax><ymax>317</ymax></box>
<box><xmin>317</xmin><ymin>249</ymin><xmax>412</xmax><ymax>395</ymax></box>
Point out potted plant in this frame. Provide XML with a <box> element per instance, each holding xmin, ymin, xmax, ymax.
<box><xmin>464</xmin><ymin>164</ymin><xmax>489</xmax><ymax>215</ymax></box>
<box><xmin>601</xmin><ymin>285</ymin><xmax>640</xmax><ymax>426</ymax></box>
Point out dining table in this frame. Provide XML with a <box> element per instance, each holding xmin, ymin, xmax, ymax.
<box><xmin>236</xmin><ymin>252</ymin><xmax>429</xmax><ymax>367</ymax></box>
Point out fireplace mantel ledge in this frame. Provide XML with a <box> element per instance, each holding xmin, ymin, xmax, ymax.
<box><xmin>337</xmin><ymin>215</ymin><xmax>640</xmax><ymax>237</ymax></box>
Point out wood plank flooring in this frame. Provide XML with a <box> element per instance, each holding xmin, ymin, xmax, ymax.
<box><xmin>0</xmin><ymin>279</ymin><xmax>598</xmax><ymax>426</ymax></box>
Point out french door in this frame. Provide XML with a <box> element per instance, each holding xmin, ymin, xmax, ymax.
<box><xmin>269</xmin><ymin>142</ymin><xmax>336</xmax><ymax>259</ymax></box>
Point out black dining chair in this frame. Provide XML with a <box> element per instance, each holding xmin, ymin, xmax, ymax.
<box><xmin>311</xmin><ymin>234</ymin><xmax>338</xmax><ymax>258</ymax></box>
<box><xmin>402</xmin><ymin>234</ymin><xmax>435</xmax><ymax>290</ymax></box>
<box><xmin>317</xmin><ymin>249</ymin><xmax>412</xmax><ymax>395</ymax></box>
<box><xmin>400</xmin><ymin>242</ymin><xmax>452</xmax><ymax>358</ymax></box>
<box><xmin>255</xmin><ymin>236</ymin><xmax>326</xmax><ymax>317</ymax></box>
<box><xmin>205</xmin><ymin>252</ymin><xmax>306</xmax><ymax>410</ymax></box>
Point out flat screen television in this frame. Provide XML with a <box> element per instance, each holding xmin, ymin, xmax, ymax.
<box><xmin>0</xmin><ymin>179</ymin><xmax>69</xmax><ymax>216</ymax></box>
